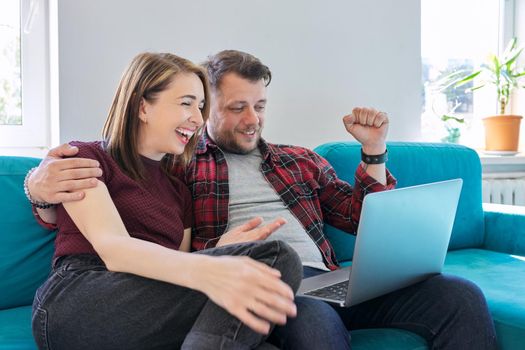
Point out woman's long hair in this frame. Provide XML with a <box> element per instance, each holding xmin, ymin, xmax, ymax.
<box><xmin>102</xmin><ymin>52</ymin><xmax>210</xmax><ymax>181</ymax></box>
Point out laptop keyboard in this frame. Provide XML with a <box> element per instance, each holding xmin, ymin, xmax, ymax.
<box><xmin>304</xmin><ymin>280</ymin><xmax>349</xmax><ymax>301</ymax></box>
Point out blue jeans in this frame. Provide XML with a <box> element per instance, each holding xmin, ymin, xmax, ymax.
<box><xmin>268</xmin><ymin>267</ymin><xmax>497</xmax><ymax>350</ymax></box>
<box><xmin>31</xmin><ymin>240</ymin><xmax>302</xmax><ymax>350</ymax></box>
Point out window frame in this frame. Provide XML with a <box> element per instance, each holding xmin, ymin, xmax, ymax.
<box><xmin>0</xmin><ymin>0</ymin><xmax>50</xmax><ymax>151</ymax></box>
<box><xmin>501</xmin><ymin>0</ymin><xmax>516</xmax><ymax>52</ymax></box>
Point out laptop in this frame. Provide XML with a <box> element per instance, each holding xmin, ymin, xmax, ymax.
<box><xmin>297</xmin><ymin>178</ymin><xmax>463</xmax><ymax>307</ymax></box>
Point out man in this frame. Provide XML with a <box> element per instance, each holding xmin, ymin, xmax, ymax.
<box><xmin>27</xmin><ymin>50</ymin><xmax>497</xmax><ymax>349</ymax></box>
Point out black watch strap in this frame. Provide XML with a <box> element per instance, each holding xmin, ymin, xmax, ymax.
<box><xmin>361</xmin><ymin>148</ymin><xmax>388</xmax><ymax>164</ymax></box>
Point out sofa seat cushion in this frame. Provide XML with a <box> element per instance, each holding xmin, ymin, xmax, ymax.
<box><xmin>444</xmin><ymin>248</ymin><xmax>525</xmax><ymax>350</ymax></box>
<box><xmin>0</xmin><ymin>306</ymin><xmax>36</xmax><ymax>350</ymax></box>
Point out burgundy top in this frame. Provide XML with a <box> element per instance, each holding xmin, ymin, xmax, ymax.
<box><xmin>53</xmin><ymin>141</ymin><xmax>192</xmax><ymax>260</ymax></box>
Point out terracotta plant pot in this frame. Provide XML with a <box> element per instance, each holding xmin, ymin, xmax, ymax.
<box><xmin>483</xmin><ymin>115</ymin><xmax>522</xmax><ymax>152</ymax></box>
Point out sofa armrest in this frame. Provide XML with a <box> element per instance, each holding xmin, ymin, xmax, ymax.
<box><xmin>483</xmin><ymin>203</ymin><xmax>525</xmax><ymax>256</ymax></box>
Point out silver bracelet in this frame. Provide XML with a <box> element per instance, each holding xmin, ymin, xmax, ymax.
<box><xmin>23</xmin><ymin>167</ymin><xmax>55</xmax><ymax>209</ymax></box>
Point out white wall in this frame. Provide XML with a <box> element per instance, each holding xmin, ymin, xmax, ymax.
<box><xmin>57</xmin><ymin>0</ymin><xmax>421</xmax><ymax>149</ymax></box>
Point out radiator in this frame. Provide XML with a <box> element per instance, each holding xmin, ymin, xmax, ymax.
<box><xmin>482</xmin><ymin>177</ymin><xmax>525</xmax><ymax>206</ymax></box>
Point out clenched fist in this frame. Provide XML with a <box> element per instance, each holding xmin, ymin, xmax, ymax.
<box><xmin>342</xmin><ymin>107</ymin><xmax>388</xmax><ymax>155</ymax></box>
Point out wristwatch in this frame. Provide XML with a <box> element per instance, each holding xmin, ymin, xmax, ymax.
<box><xmin>361</xmin><ymin>148</ymin><xmax>388</xmax><ymax>164</ymax></box>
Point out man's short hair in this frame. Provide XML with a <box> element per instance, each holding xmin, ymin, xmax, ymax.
<box><xmin>203</xmin><ymin>50</ymin><xmax>272</xmax><ymax>91</ymax></box>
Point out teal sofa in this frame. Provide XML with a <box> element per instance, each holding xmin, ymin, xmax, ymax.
<box><xmin>1</xmin><ymin>142</ymin><xmax>525</xmax><ymax>349</ymax></box>
<box><xmin>314</xmin><ymin>142</ymin><xmax>525</xmax><ymax>349</ymax></box>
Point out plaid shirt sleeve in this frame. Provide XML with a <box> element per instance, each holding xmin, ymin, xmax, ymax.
<box><xmin>192</xmin><ymin>236</ymin><xmax>221</xmax><ymax>250</ymax></box>
<box><xmin>315</xmin><ymin>153</ymin><xmax>397</xmax><ymax>233</ymax></box>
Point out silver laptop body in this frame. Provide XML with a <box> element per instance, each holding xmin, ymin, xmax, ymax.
<box><xmin>297</xmin><ymin>178</ymin><xmax>463</xmax><ymax>307</ymax></box>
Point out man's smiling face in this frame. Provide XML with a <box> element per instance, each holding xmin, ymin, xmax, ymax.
<box><xmin>207</xmin><ymin>72</ymin><xmax>267</xmax><ymax>154</ymax></box>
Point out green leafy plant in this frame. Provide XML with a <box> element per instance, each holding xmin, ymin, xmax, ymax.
<box><xmin>425</xmin><ymin>85</ymin><xmax>467</xmax><ymax>144</ymax></box>
<box><xmin>440</xmin><ymin>113</ymin><xmax>465</xmax><ymax>143</ymax></box>
<box><xmin>438</xmin><ymin>37</ymin><xmax>525</xmax><ymax>115</ymax></box>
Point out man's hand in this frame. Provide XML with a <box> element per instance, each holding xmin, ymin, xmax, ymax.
<box><xmin>343</xmin><ymin>107</ymin><xmax>388</xmax><ymax>154</ymax></box>
<box><xmin>28</xmin><ymin>143</ymin><xmax>102</xmax><ymax>204</ymax></box>
<box><xmin>216</xmin><ymin>217</ymin><xmax>287</xmax><ymax>247</ymax></box>
<box><xmin>197</xmin><ymin>255</ymin><xmax>296</xmax><ymax>334</ymax></box>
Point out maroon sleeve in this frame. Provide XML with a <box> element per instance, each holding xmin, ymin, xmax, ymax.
<box><xmin>31</xmin><ymin>141</ymin><xmax>109</xmax><ymax>230</ymax></box>
<box><xmin>68</xmin><ymin>141</ymin><xmax>110</xmax><ymax>184</ymax></box>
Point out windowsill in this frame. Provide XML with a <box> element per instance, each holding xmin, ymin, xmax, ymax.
<box><xmin>0</xmin><ymin>147</ymin><xmax>49</xmax><ymax>158</ymax></box>
<box><xmin>477</xmin><ymin>150</ymin><xmax>525</xmax><ymax>176</ymax></box>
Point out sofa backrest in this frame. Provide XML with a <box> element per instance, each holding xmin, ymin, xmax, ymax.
<box><xmin>314</xmin><ymin>142</ymin><xmax>485</xmax><ymax>263</ymax></box>
<box><xmin>0</xmin><ymin>156</ymin><xmax>54</xmax><ymax>310</ymax></box>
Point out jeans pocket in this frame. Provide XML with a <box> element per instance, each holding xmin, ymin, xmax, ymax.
<box><xmin>32</xmin><ymin>307</ymin><xmax>50</xmax><ymax>350</ymax></box>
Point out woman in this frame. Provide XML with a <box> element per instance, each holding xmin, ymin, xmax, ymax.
<box><xmin>31</xmin><ymin>52</ymin><xmax>301</xmax><ymax>349</ymax></box>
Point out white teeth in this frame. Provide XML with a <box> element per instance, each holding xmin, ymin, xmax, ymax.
<box><xmin>175</xmin><ymin>128</ymin><xmax>195</xmax><ymax>138</ymax></box>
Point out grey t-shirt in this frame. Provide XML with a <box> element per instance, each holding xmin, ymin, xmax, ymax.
<box><xmin>223</xmin><ymin>148</ymin><xmax>328</xmax><ymax>270</ymax></box>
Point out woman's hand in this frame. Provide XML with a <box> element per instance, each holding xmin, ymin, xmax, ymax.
<box><xmin>194</xmin><ymin>255</ymin><xmax>296</xmax><ymax>334</ymax></box>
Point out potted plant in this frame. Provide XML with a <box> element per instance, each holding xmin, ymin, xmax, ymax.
<box><xmin>438</xmin><ymin>37</ymin><xmax>525</xmax><ymax>152</ymax></box>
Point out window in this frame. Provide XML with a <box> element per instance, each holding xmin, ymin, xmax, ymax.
<box><xmin>0</xmin><ymin>1</ymin><xmax>21</xmax><ymax>126</ymax></box>
<box><xmin>421</xmin><ymin>0</ymin><xmax>514</xmax><ymax>146</ymax></box>
<box><xmin>0</xmin><ymin>0</ymin><xmax>51</xmax><ymax>152</ymax></box>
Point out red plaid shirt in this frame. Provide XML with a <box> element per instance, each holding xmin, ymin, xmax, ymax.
<box><xmin>175</xmin><ymin>131</ymin><xmax>397</xmax><ymax>270</ymax></box>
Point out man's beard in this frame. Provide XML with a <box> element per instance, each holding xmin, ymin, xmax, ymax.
<box><xmin>215</xmin><ymin>129</ymin><xmax>261</xmax><ymax>154</ymax></box>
